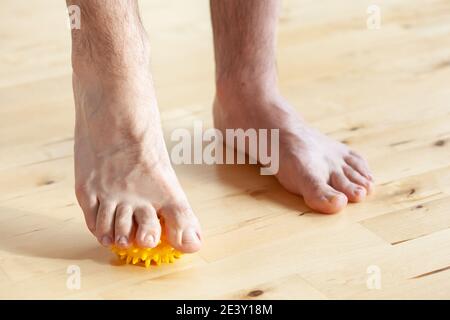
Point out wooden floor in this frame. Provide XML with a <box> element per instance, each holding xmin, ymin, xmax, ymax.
<box><xmin>1</xmin><ymin>0</ymin><xmax>450</xmax><ymax>299</ymax></box>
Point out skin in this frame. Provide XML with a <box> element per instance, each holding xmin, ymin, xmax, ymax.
<box><xmin>68</xmin><ymin>0</ymin><xmax>201</xmax><ymax>253</ymax></box>
<box><xmin>210</xmin><ymin>0</ymin><xmax>373</xmax><ymax>214</ymax></box>
<box><xmin>68</xmin><ymin>0</ymin><xmax>373</xmax><ymax>253</ymax></box>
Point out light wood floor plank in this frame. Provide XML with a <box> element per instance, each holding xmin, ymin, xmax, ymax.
<box><xmin>0</xmin><ymin>0</ymin><xmax>449</xmax><ymax>299</ymax></box>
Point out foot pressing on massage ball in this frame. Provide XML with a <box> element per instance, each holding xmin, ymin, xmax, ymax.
<box><xmin>70</xmin><ymin>1</ymin><xmax>202</xmax><ymax>254</ymax></box>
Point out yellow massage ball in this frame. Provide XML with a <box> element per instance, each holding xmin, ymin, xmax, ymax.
<box><xmin>111</xmin><ymin>240</ymin><xmax>182</xmax><ymax>268</ymax></box>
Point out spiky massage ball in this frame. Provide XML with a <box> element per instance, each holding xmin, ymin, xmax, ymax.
<box><xmin>111</xmin><ymin>240</ymin><xmax>182</xmax><ymax>268</ymax></box>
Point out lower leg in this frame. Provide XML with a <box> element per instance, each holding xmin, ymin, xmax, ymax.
<box><xmin>210</xmin><ymin>0</ymin><xmax>279</xmax><ymax>96</ymax></box>
<box><xmin>210</xmin><ymin>0</ymin><xmax>373</xmax><ymax>214</ymax></box>
<box><xmin>67</xmin><ymin>0</ymin><xmax>201</xmax><ymax>252</ymax></box>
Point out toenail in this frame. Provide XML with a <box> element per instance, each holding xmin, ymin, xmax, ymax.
<box><xmin>182</xmin><ymin>229</ymin><xmax>199</xmax><ymax>244</ymax></box>
<box><xmin>325</xmin><ymin>193</ymin><xmax>340</xmax><ymax>202</ymax></box>
<box><xmin>327</xmin><ymin>193</ymin><xmax>346</xmax><ymax>205</ymax></box>
<box><xmin>117</xmin><ymin>236</ymin><xmax>128</xmax><ymax>246</ymax></box>
<box><xmin>144</xmin><ymin>234</ymin><xmax>155</xmax><ymax>246</ymax></box>
<box><xmin>101</xmin><ymin>236</ymin><xmax>112</xmax><ymax>246</ymax></box>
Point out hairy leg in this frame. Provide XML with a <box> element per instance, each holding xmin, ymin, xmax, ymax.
<box><xmin>210</xmin><ymin>0</ymin><xmax>373</xmax><ymax>214</ymax></box>
<box><xmin>67</xmin><ymin>0</ymin><xmax>201</xmax><ymax>252</ymax></box>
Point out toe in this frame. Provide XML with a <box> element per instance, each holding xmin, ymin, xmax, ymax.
<box><xmin>95</xmin><ymin>201</ymin><xmax>116</xmax><ymax>246</ymax></box>
<box><xmin>343</xmin><ymin>165</ymin><xmax>374</xmax><ymax>194</ymax></box>
<box><xmin>301</xmin><ymin>177</ymin><xmax>348</xmax><ymax>214</ymax></box>
<box><xmin>134</xmin><ymin>205</ymin><xmax>161</xmax><ymax>248</ymax></box>
<box><xmin>330</xmin><ymin>171</ymin><xmax>366</xmax><ymax>203</ymax></box>
<box><xmin>75</xmin><ymin>187</ymin><xmax>98</xmax><ymax>234</ymax></box>
<box><xmin>345</xmin><ymin>151</ymin><xmax>373</xmax><ymax>181</ymax></box>
<box><xmin>114</xmin><ymin>204</ymin><xmax>134</xmax><ymax>248</ymax></box>
<box><xmin>161</xmin><ymin>202</ymin><xmax>202</xmax><ymax>253</ymax></box>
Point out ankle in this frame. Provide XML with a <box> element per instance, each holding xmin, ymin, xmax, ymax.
<box><xmin>71</xmin><ymin>55</ymin><xmax>150</xmax><ymax>84</ymax></box>
<box><xmin>71</xmin><ymin>32</ymin><xmax>150</xmax><ymax>80</ymax></box>
<box><xmin>71</xmin><ymin>41</ymin><xmax>153</xmax><ymax>98</ymax></box>
<box><xmin>215</xmin><ymin>73</ymin><xmax>280</xmax><ymax>106</ymax></box>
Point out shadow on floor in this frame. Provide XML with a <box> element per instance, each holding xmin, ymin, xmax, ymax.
<box><xmin>166</xmin><ymin>125</ymin><xmax>317</xmax><ymax>214</ymax></box>
<box><xmin>175</xmin><ymin>155</ymin><xmax>313</xmax><ymax>214</ymax></box>
<box><xmin>0</xmin><ymin>206</ymin><xmax>110</xmax><ymax>265</ymax></box>
<box><xmin>214</xmin><ymin>163</ymin><xmax>314</xmax><ymax>213</ymax></box>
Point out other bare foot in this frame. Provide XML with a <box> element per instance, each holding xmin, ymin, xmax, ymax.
<box><xmin>214</xmin><ymin>83</ymin><xmax>374</xmax><ymax>214</ymax></box>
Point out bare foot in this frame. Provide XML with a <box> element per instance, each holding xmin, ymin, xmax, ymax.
<box><xmin>214</xmin><ymin>85</ymin><xmax>374</xmax><ymax>214</ymax></box>
<box><xmin>72</xmin><ymin>57</ymin><xmax>201</xmax><ymax>253</ymax></box>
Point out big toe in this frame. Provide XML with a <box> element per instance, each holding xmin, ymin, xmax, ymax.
<box><xmin>161</xmin><ymin>203</ymin><xmax>202</xmax><ymax>253</ymax></box>
<box><xmin>302</xmin><ymin>181</ymin><xmax>348</xmax><ymax>214</ymax></box>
